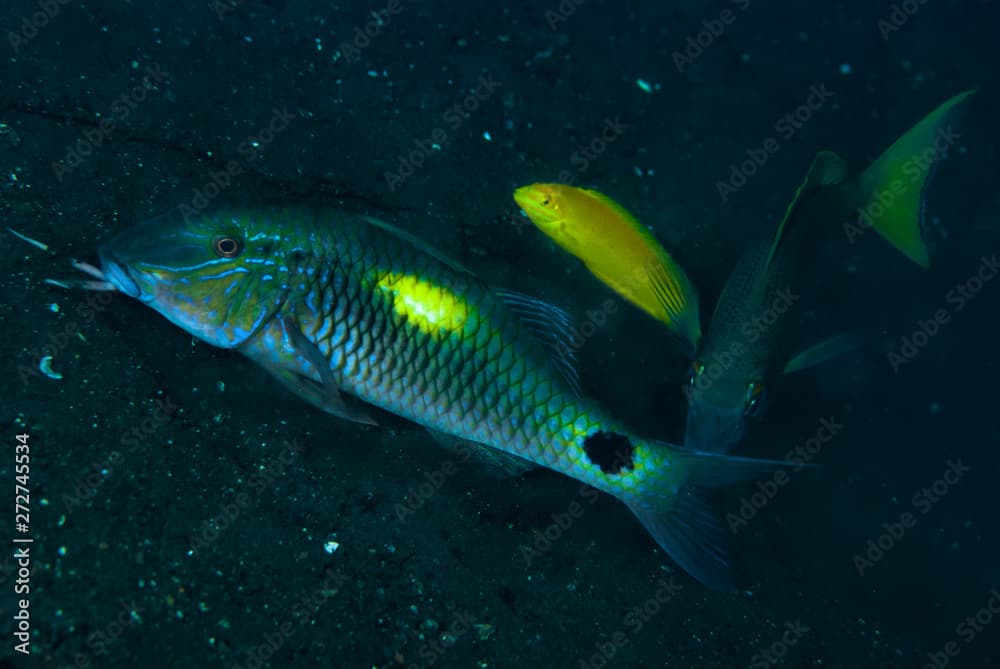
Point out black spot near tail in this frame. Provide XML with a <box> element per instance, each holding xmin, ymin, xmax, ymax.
<box><xmin>583</xmin><ymin>431</ymin><xmax>634</xmax><ymax>475</ymax></box>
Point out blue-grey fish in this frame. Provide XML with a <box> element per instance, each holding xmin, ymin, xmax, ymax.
<box><xmin>686</xmin><ymin>90</ymin><xmax>973</xmax><ymax>453</ymax></box>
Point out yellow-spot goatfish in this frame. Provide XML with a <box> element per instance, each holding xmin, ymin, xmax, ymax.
<box><xmin>68</xmin><ymin>206</ymin><xmax>796</xmax><ymax>590</ymax></box>
<box><xmin>516</xmin><ymin>90</ymin><xmax>974</xmax><ymax>454</ymax></box>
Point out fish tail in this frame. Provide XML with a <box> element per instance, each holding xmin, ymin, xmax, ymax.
<box><xmin>624</xmin><ymin>444</ymin><xmax>799</xmax><ymax>590</ymax></box>
<box><xmin>855</xmin><ymin>90</ymin><xmax>975</xmax><ymax>267</ymax></box>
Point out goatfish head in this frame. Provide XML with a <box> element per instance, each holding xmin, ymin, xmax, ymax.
<box><xmin>683</xmin><ymin>341</ymin><xmax>769</xmax><ymax>455</ymax></box>
<box><xmin>97</xmin><ymin>208</ymin><xmax>292</xmax><ymax>349</ymax></box>
<box><xmin>514</xmin><ymin>183</ymin><xmax>701</xmax><ymax>353</ymax></box>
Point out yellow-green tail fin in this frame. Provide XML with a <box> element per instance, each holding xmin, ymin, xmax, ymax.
<box><xmin>856</xmin><ymin>90</ymin><xmax>975</xmax><ymax>268</ymax></box>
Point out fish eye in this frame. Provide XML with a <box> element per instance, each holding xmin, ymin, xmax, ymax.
<box><xmin>744</xmin><ymin>381</ymin><xmax>766</xmax><ymax>418</ymax></box>
<box><xmin>688</xmin><ymin>361</ymin><xmax>705</xmax><ymax>387</ymax></box>
<box><xmin>213</xmin><ymin>236</ymin><xmax>243</xmax><ymax>258</ymax></box>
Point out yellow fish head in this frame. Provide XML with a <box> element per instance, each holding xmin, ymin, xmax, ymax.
<box><xmin>515</xmin><ymin>183</ymin><xmax>564</xmax><ymax>227</ymax></box>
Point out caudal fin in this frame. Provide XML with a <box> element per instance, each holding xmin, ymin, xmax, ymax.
<box><xmin>624</xmin><ymin>446</ymin><xmax>804</xmax><ymax>591</ymax></box>
<box><xmin>856</xmin><ymin>90</ymin><xmax>975</xmax><ymax>268</ymax></box>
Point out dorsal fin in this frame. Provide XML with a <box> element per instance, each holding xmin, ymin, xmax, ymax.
<box><xmin>494</xmin><ymin>288</ymin><xmax>581</xmax><ymax>396</ymax></box>
<box><xmin>765</xmin><ymin>150</ymin><xmax>848</xmax><ymax>268</ymax></box>
<box><xmin>361</xmin><ymin>215</ymin><xmax>474</xmax><ymax>275</ymax></box>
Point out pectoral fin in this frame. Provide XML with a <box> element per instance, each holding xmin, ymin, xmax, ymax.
<box><xmin>277</xmin><ymin>315</ymin><xmax>378</xmax><ymax>425</ymax></box>
<box><xmin>781</xmin><ymin>331</ymin><xmax>862</xmax><ymax>374</ymax></box>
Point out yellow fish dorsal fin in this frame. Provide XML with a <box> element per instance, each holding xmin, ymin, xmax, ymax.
<box><xmin>579</xmin><ymin>187</ymin><xmax>661</xmax><ymax>249</ymax></box>
<box><xmin>765</xmin><ymin>150</ymin><xmax>848</xmax><ymax>269</ymax></box>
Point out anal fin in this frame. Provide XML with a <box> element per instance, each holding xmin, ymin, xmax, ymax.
<box><xmin>426</xmin><ymin>428</ymin><xmax>536</xmax><ymax>478</ymax></box>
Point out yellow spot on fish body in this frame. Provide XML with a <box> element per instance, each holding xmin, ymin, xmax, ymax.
<box><xmin>376</xmin><ymin>272</ymin><xmax>469</xmax><ymax>338</ymax></box>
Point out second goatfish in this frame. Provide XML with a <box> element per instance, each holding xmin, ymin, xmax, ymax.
<box><xmin>686</xmin><ymin>90</ymin><xmax>973</xmax><ymax>453</ymax></box>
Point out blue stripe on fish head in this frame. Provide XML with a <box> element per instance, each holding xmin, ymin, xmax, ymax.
<box><xmin>98</xmin><ymin>209</ymin><xmax>293</xmax><ymax>348</ymax></box>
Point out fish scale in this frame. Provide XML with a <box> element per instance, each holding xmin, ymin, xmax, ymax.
<box><xmin>93</xmin><ymin>206</ymin><xmax>788</xmax><ymax>589</ymax></box>
<box><xmin>230</xmin><ymin>213</ymin><xmax>631</xmax><ymax>489</ymax></box>
<box><xmin>286</xmin><ymin>218</ymin><xmax>569</xmax><ymax>463</ymax></box>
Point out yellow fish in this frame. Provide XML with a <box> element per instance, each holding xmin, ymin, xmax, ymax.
<box><xmin>514</xmin><ymin>184</ymin><xmax>701</xmax><ymax>353</ymax></box>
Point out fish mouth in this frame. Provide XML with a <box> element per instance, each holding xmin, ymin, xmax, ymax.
<box><xmin>683</xmin><ymin>400</ymin><xmax>746</xmax><ymax>454</ymax></box>
<box><xmin>98</xmin><ymin>250</ymin><xmax>141</xmax><ymax>299</ymax></box>
<box><xmin>513</xmin><ymin>188</ymin><xmax>550</xmax><ymax>222</ymax></box>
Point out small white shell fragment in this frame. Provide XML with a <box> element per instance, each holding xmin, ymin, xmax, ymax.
<box><xmin>324</xmin><ymin>540</ymin><xmax>340</xmax><ymax>554</ymax></box>
<box><xmin>39</xmin><ymin>355</ymin><xmax>63</xmax><ymax>380</ymax></box>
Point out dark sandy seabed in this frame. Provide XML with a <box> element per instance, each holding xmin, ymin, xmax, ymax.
<box><xmin>0</xmin><ymin>1</ymin><xmax>998</xmax><ymax>668</ymax></box>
